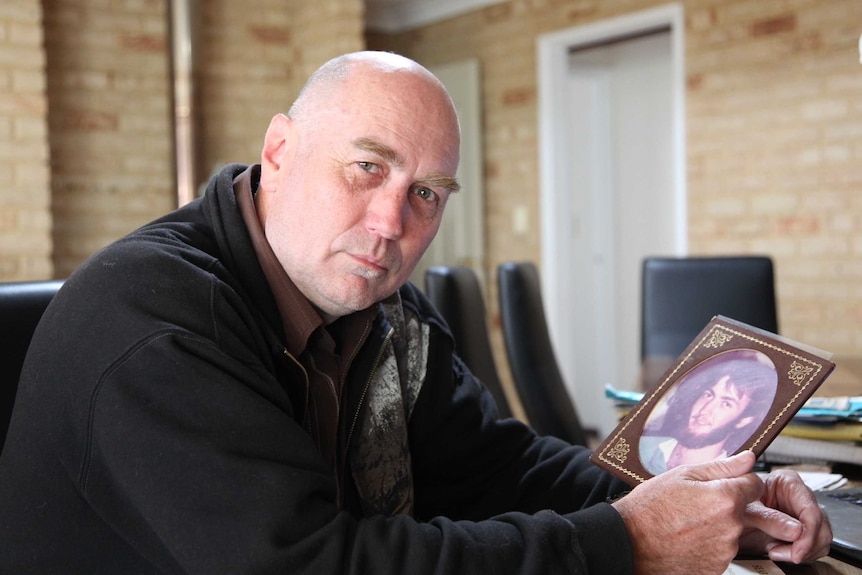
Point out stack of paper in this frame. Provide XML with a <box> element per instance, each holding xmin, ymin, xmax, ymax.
<box><xmin>757</xmin><ymin>470</ymin><xmax>847</xmax><ymax>491</ymax></box>
<box><xmin>781</xmin><ymin>396</ymin><xmax>862</xmax><ymax>441</ymax></box>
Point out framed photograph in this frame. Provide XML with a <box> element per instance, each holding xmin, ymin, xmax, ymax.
<box><xmin>590</xmin><ymin>316</ymin><xmax>835</xmax><ymax>486</ymax></box>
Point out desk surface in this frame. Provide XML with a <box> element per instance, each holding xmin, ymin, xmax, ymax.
<box><xmin>782</xmin><ymin>555</ymin><xmax>862</xmax><ymax>575</ymax></box>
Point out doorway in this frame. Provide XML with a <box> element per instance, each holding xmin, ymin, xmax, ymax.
<box><xmin>538</xmin><ymin>4</ymin><xmax>687</xmax><ymax>438</ymax></box>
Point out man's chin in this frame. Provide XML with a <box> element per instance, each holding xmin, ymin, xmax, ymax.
<box><xmin>327</xmin><ymin>286</ymin><xmax>396</xmax><ymax>316</ymax></box>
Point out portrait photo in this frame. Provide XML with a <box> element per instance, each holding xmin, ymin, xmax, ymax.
<box><xmin>592</xmin><ymin>316</ymin><xmax>835</xmax><ymax>486</ymax></box>
<box><xmin>638</xmin><ymin>349</ymin><xmax>778</xmax><ymax>475</ymax></box>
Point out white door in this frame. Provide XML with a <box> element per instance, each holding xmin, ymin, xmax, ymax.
<box><xmin>539</xmin><ymin>5</ymin><xmax>687</xmax><ymax>439</ymax></box>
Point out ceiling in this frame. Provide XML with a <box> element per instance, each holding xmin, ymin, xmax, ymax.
<box><xmin>364</xmin><ymin>0</ymin><xmax>505</xmax><ymax>33</ymax></box>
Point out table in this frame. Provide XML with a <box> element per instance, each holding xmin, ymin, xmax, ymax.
<box><xmin>781</xmin><ymin>555</ymin><xmax>862</xmax><ymax>574</ymax></box>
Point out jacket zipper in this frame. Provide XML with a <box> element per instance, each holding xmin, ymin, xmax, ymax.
<box><xmin>340</xmin><ymin>326</ymin><xmax>395</xmax><ymax>488</ymax></box>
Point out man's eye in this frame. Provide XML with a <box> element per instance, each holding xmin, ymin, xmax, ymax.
<box><xmin>413</xmin><ymin>187</ymin><xmax>438</xmax><ymax>202</ymax></box>
<box><xmin>358</xmin><ymin>161</ymin><xmax>377</xmax><ymax>172</ymax></box>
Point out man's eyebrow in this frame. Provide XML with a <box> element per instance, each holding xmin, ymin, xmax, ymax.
<box><xmin>718</xmin><ymin>387</ymin><xmax>745</xmax><ymax>404</ymax></box>
<box><xmin>422</xmin><ymin>173</ymin><xmax>461</xmax><ymax>195</ymax></box>
<box><xmin>353</xmin><ymin>138</ymin><xmax>404</xmax><ymax>168</ymax></box>
<box><xmin>353</xmin><ymin>137</ymin><xmax>405</xmax><ymax>167</ymax></box>
<box><xmin>353</xmin><ymin>137</ymin><xmax>461</xmax><ymax>194</ymax></box>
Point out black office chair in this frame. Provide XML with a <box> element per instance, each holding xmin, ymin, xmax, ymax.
<box><xmin>641</xmin><ymin>256</ymin><xmax>779</xmax><ymax>361</ymax></box>
<box><xmin>425</xmin><ymin>265</ymin><xmax>513</xmax><ymax>419</ymax></box>
<box><xmin>0</xmin><ymin>279</ymin><xmax>64</xmax><ymax>454</ymax></box>
<box><xmin>497</xmin><ymin>262</ymin><xmax>589</xmax><ymax>446</ymax></box>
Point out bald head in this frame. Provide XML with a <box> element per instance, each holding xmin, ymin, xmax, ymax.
<box><xmin>256</xmin><ymin>51</ymin><xmax>462</xmax><ymax>320</ymax></box>
<box><xmin>288</xmin><ymin>52</ymin><xmax>459</xmax><ymax>140</ymax></box>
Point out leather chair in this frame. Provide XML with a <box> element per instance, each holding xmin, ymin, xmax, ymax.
<box><xmin>425</xmin><ymin>265</ymin><xmax>513</xmax><ymax>419</ymax></box>
<box><xmin>497</xmin><ymin>262</ymin><xmax>589</xmax><ymax>446</ymax></box>
<box><xmin>0</xmin><ymin>279</ymin><xmax>64</xmax><ymax>454</ymax></box>
<box><xmin>641</xmin><ymin>256</ymin><xmax>778</xmax><ymax>360</ymax></box>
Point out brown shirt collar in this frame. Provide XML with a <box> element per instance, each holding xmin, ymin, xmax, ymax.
<box><xmin>232</xmin><ymin>165</ymin><xmax>376</xmax><ymax>357</ymax></box>
<box><xmin>233</xmin><ymin>166</ymin><xmax>321</xmax><ymax>356</ymax></box>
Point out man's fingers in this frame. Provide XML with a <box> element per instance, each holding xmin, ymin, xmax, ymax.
<box><xmin>744</xmin><ymin>501</ymin><xmax>802</xmax><ymax>542</ymax></box>
<box><xmin>740</xmin><ymin>472</ymin><xmax>834</xmax><ymax>564</ymax></box>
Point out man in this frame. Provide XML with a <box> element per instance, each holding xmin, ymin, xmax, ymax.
<box><xmin>0</xmin><ymin>51</ymin><xmax>831</xmax><ymax>575</ymax></box>
<box><xmin>640</xmin><ymin>353</ymin><xmax>777</xmax><ymax>474</ymax></box>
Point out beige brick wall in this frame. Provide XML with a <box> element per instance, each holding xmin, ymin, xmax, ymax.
<box><xmin>685</xmin><ymin>1</ymin><xmax>862</xmax><ymax>355</ymax></box>
<box><xmin>44</xmin><ymin>0</ymin><xmax>174</xmax><ymax>278</ymax></box>
<box><xmin>368</xmin><ymin>0</ymin><xmax>862</xmax><ymax>368</ymax></box>
<box><xmin>0</xmin><ymin>0</ymin><xmax>363</xmax><ymax>281</ymax></box>
<box><xmin>1</xmin><ymin>0</ymin><xmax>857</xmax><ymax>382</ymax></box>
<box><xmin>0</xmin><ymin>0</ymin><xmax>52</xmax><ymax>280</ymax></box>
<box><xmin>198</xmin><ymin>0</ymin><xmax>364</xmax><ymax>174</ymax></box>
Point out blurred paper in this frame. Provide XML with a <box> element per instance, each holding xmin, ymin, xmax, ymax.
<box><xmin>724</xmin><ymin>559</ymin><xmax>784</xmax><ymax>575</ymax></box>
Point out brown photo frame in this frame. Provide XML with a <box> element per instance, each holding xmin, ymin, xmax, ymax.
<box><xmin>590</xmin><ymin>316</ymin><xmax>835</xmax><ymax>486</ymax></box>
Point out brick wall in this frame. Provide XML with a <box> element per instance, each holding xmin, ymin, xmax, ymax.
<box><xmin>1</xmin><ymin>0</ymin><xmax>856</xmax><ymax>368</ymax></box>
<box><xmin>368</xmin><ymin>0</ymin><xmax>862</xmax><ymax>363</ymax></box>
<box><xmin>685</xmin><ymin>1</ymin><xmax>862</xmax><ymax>353</ymax></box>
<box><xmin>0</xmin><ymin>0</ymin><xmax>51</xmax><ymax>280</ymax></box>
<box><xmin>198</xmin><ymin>0</ymin><xmax>364</xmax><ymax>175</ymax></box>
<box><xmin>44</xmin><ymin>0</ymin><xmax>173</xmax><ymax>278</ymax></box>
<box><xmin>0</xmin><ymin>0</ymin><xmax>363</xmax><ymax>281</ymax></box>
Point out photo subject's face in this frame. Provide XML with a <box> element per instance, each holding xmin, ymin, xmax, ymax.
<box><xmin>685</xmin><ymin>375</ymin><xmax>751</xmax><ymax>441</ymax></box>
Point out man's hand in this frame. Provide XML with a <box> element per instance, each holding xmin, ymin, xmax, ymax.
<box><xmin>738</xmin><ymin>467</ymin><xmax>833</xmax><ymax>564</ymax></box>
<box><xmin>612</xmin><ymin>451</ymin><xmax>763</xmax><ymax>575</ymax></box>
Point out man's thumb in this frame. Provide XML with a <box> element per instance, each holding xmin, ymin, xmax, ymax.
<box><xmin>686</xmin><ymin>450</ymin><xmax>757</xmax><ymax>481</ymax></box>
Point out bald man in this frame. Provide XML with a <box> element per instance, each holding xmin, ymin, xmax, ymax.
<box><xmin>0</xmin><ymin>52</ymin><xmax>831</xmax><ymax>575</ymax></box>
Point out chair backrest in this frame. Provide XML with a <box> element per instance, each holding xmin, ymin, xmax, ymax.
<box><xmin>497</xmin><ymin>262</ymin><xmax>588</xmax><ymax>446</ymax></box>
<box><xmin>424</xmin><ymin>265</ymin><xmax>512</xmax><ymax>418</ymax></box>
<box><xmin>0</xmin><ymin>279</ymin><xmax>64</xmax><ymax>453</ymax></box>
<box><xmin>641</xmin><ymin>256</ymin><xmax>778</xmax><ymax>360</ymax></box>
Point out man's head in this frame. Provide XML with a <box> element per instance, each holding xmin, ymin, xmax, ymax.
<box><xmin>684</xmin><ymin>374</ymin><xmax>755</xmax><ymax>447</ymax></box>
<box><xmin>256</xmin><ymin>51</ymin><xmax>461</xmax><ymax>322</ymax></box>
<box><xmin>656</xmin><ymin>353</ymin><xmax>777</xmax><ymax>450</ymax></box>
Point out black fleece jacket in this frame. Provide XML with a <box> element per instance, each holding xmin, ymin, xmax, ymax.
<box><xmin>0</xmin><ymin>164</ymin><xmax>634</xmax><ymax>574</ymax></box>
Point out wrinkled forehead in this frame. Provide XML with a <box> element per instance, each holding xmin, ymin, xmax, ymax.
<box><xmin>337</xmin><ymin>68</ymin><xmax>459</xmax><ymax>159</ymax></box>
<box><xmin>353</xmin><ymin>63</ymin><xmax>458</xmax><ymax>126</ymax></box>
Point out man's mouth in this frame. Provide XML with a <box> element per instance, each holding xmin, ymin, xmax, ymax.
<box><xmin>348</xmin><ymin>253</ymin><xmax>390</xmax><ymax>278</ymax></box>
<box><xmin>690</xmin><ymin>416</ymin><xmax>712</xmax><ymax>430</ymax></box>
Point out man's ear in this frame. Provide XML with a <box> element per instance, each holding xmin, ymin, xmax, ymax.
<box><xmin>734</xmin><ymin>416</ymin><xmax>755</xmax><ymax>429</ymax></box>
<box><xmin>259</xmin><ymin>113</ymin><xmax>294</xmax><ymax>192</ymax></box>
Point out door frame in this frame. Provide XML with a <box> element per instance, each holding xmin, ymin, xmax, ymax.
<box><xmin>536</xmin><ymin>3</ymin><xmax>687</xmax><ymax>429</ymax></box>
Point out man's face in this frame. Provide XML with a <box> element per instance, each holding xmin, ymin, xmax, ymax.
<box><xmin>257</xmin><ymin>63</ymin><xmax>460</xmax><ymax>321</ymax></box>
<box><xmin>681</xmin><ymin>375</ymin><xmax>752</xmax><ymax>447</ymax></box>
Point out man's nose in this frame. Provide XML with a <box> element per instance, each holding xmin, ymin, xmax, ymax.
<box><xmin>696</xmin><ymin>399</ymin><xmax>714</xmax><ymax>416</ymax></box>
<box><xmin>365</xmin><ymin>186</ymin><xmax>406</xmax><ymax>240</ymax></box>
